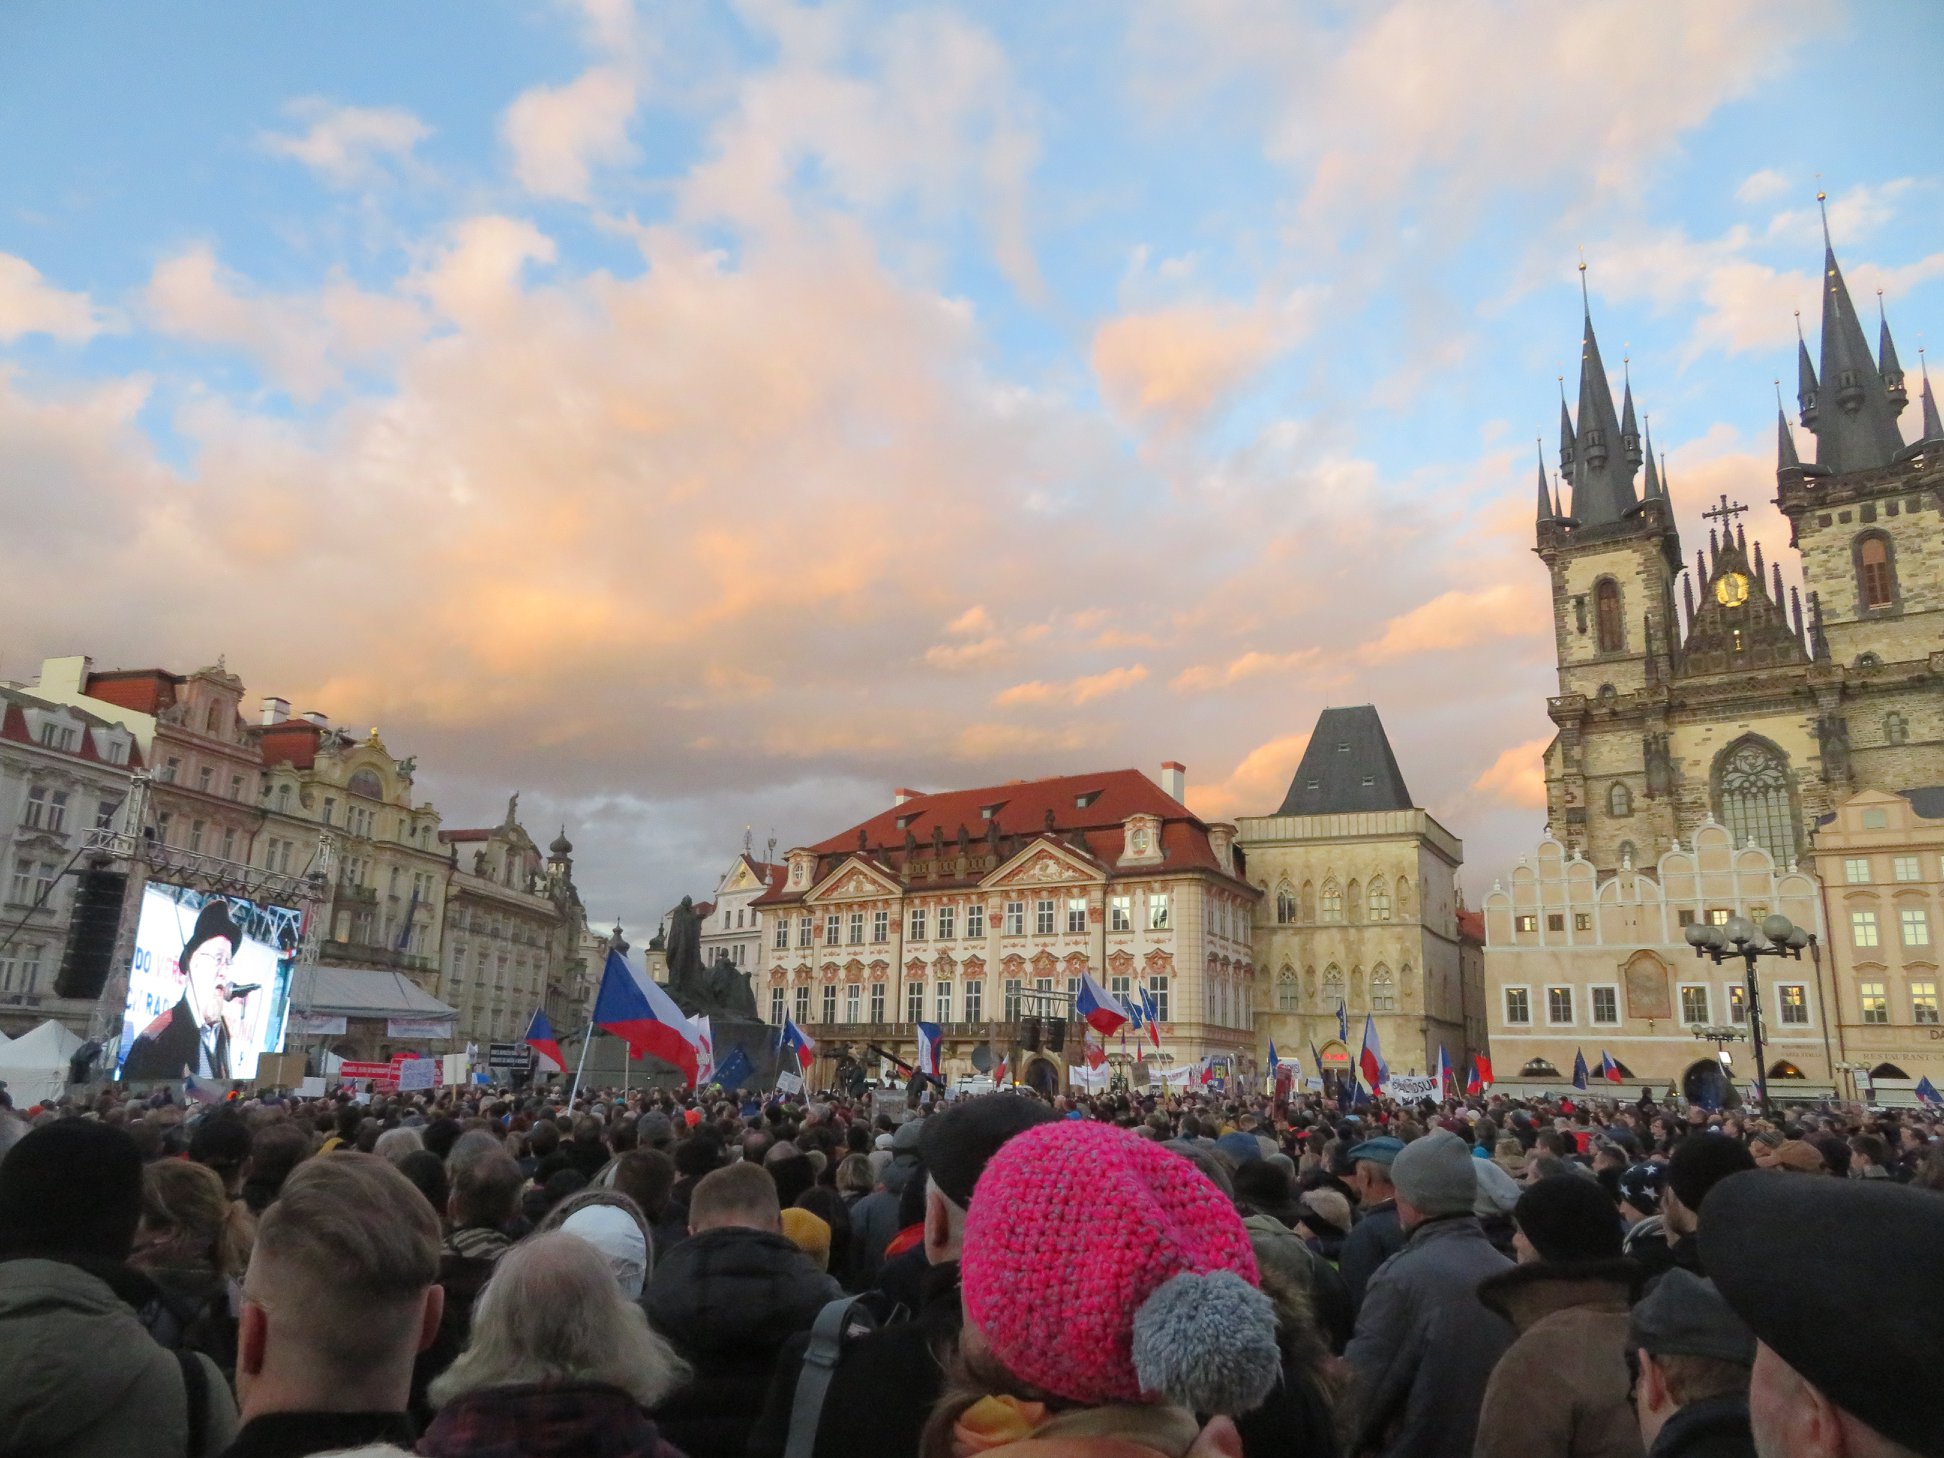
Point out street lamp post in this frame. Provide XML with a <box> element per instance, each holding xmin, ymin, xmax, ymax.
<box><xmin>1684</xmin><ymin>913</ymin><xmax>1810</xmax><ymax>1117</ymax></box>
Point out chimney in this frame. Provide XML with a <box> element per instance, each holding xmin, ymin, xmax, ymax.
<box><xmin>893</xmin><ymin>788</ymin><xmax>922</xmax><ymax>806</ymax></box>
<box><xmin>1160</xmin><ymin>761</ymin><xmax>1186</xmax><ymax>802</ymax></box>
<box><xmin>260</xmin><ymin>696</ymin><xmax>290</xmax><ymax>726</ymax></box>
<box><xmin>302</xmin><ymin>711</ymin><xmax>328</xmax><ymax>728</ymax></box>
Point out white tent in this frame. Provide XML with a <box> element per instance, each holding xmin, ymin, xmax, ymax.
<box><xmin>0</xmin><ymin>1018</ymin><xmax>84</xmax><ymax>1105</ymax></box>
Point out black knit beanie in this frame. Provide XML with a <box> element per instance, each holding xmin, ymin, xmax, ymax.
<box><xmin>0</xmin><ymin>1120</ymin><xmax>144</xmax><ymax>1263</ymax></box>
<box><xmin>1514</xmin><ymin>1174</ymin><xmax>1624</xmax><ymax>1264</ymax></box>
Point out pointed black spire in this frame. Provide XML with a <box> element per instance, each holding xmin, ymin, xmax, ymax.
<box><xmin>1568</xmin><ymin>262</ymin><xmax>1641</xmax><ymax>525</ymax></box>
<box><xmin>1809</xmin><ymin>591</ymin><xmax>1830</xmax><ymax>661</ymax></box>
<box><xmin>1920</xmin><ymin>350</ymin><xmax>1943</xmax><ymax>446</ymax></box>
<box><xmin>1812</xmin><ymin>195</ymin><xmax>1906</xmax><ymax>473</ymax></box>
<box><xmin>1796</xmin><ymin>312</ymin><xmax>1819</xmax><ymax>429</ymax></box>
<box><xmin>1659</xmin><ymin>450</ymin><xmax>1674</xmax><ymax>517</ymax></box>
<box><xmin>1772</xmin><ymin>560</ymin><xmax>1785</xmax><ymax>607</ymax></box>
<box><xmin>1534</xmin><ymin>440</ymin><xmax>1555</xmax><ymax>527</ymax></box>
<box><xmin>1640</xmin><ymin>419</ymin><xmax>1663</xmax><ymax>501</ymax></box>
<box><xmin>1682</xmin><ymin>571</ymin><xmax>1697</xmax><ymax>633</ymax></box>
<box><xmin>1790</xmin><ymin>585</ymin><xmax>1806</xmax><ymax>649</ymax></box>
<box><xmin>1878</xmin><ymin>292</ymin><xmax>1907</xmax><ymax>412</ymax></box>
<box><xmin>1775</xmin><ymin>381</ymin><xmax>1802</xmax><ymax>472</ymax></box>
<box><xmin>1753</xmin><ymin>538</ymin><xmax>1766</xmax><ymax>582</ymax></box>
<box><xmin>1557</xmin><ymin>380</ymin><xmax>1577</xmax><ymax>483</ymax></box>
<box><xmin>1621</xmin><ymin>367</ymin><xmax>1642</xmax><ymax>467</ymax></box>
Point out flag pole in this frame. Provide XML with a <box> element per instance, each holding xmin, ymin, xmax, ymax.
<box><xmin>568</xmin><ymin>1014</ymin><xmax>596</xmax><ymax>1105</ymax></box>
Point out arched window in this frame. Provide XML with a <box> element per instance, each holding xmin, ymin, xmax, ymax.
<box><xmin>1275</xmin><ymin>885</ymin><xmax>1296</xmax><ymax>924</ymax></box>
<box><xmin>1715</xmin><ymin>738</ymin><xmax>1795</xmax><ymax>865</ymax></box>
<box><xmin>1347</xmin><ymin>879</ymin><xmax>1364</xmax><ymax>921</ymax></box>
<box><xmin>1521</xmin><ymin>1058</ymin><xmax>1562</xmax><ymax>1079</ymax></box>
<box><xmin>347</xmin><ymin>768</ymin><xmax>384</xmax><ymax>800</ymax></box>
<box><xmin>1856</xmin><ymin>534</ymin><xmax>1897</xmax><ymax>611</ymax></box>
<box><xmin>1608</xmin><ymin>782</ymin><xmax>1633</xmax><ymax>818</ymax></box>
<box><xmin>1277</xmin><ymin>969</ymin><xmax>1298</xmax><ymax>1011</ymax></box>
<box><xmin>1367</xmin><ymin>879</ymin><xmax>1391</xmax><ymax>921</ymax></box>
<box><xmin>1319</xmin><ymin>879</ymin><xmax>1342</xmax><ymax>920</ymax></box>
<box><xmin>1300</xmin><ymin>880</ymin><xmax>1316</xmax><ymax>921</ymax></box>
<box><xmin>1885</xmin><ymin>712</ymin><xmax>1909</xmax><ymax>745</ymax></box>
<box><xmin>1855</xmin><ymin>652</ymin><xmax>1882</xmax><ymax>668</ymax></box>
<box><xmin>1371</xmin><ymin>965</ymin><xmax>1395</xmax><ymax>1012</ymax></box>
<box><xmin>1595</xmin><ymin>579</ymin><xmax>1624</xmax><ymax>653</ymax></box>
<box><xmin>203</xmin><ymin>703</ymin><xmax>223</xmax><ymax>734</ymax></box>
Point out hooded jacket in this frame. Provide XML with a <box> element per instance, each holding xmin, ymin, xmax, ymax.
<box><xmin>1472</xmin><ymin>1260</ymin><xmax>1646</xmax><ymax>1458</ymax></box>
<box><xmin>644</xmin><ymin>1225</ymin><xmax>842</xmax><ymax>1458</ymax></box>
<box><xmin>0</xmin><ymin>1257</ymin><xmax>237</xmax><ymax>1458</ymax></box>
<box><xmin>1343</xmin><ymin>1216</ymin><xmax>1513</xmax><ymax>1458</ymax></box>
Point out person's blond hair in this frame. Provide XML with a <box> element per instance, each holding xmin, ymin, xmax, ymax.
<box><xmin>136</xmin><ymin>1158</ymin><xmax>254</xmax><ymax>1275</ymax></box>
<box><xmin>247</xmin><ymin>1153</ymin><xmax>439</xmax><ymax>1372</ymax></box>
<box><xmin>429</xmin><ymin>1232</ymin><xmax>689</xmax><ymax>1409</ymax></box>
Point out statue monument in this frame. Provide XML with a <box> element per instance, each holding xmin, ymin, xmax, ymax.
<box><xmin>663</xmin><ymin>895</ymin><xmax>759</xmax><ymax>1020</ymax></box>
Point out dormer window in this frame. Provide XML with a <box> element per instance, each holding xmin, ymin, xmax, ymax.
<box><xmin>1336</xmin><ymin>742</ymin><xmax>1349</xmax><ymax>752</ymax></box>
<box><xmin>897</xmin><ymin>813</ymin><xmax>918</xmax><ymax>831</ymax></box>
<box><xmin>981</xmin><ymin>803</ymin><xmax>1004</xmax><ymax>821</ymax></box>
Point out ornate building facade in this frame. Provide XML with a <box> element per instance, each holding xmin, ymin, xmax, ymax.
<box><xmin>1533</xmin><ymin>236</ymin><xmax>1942</xmax><ymax>879</ymax></box>
<box><xmin>751</xmin><ymin>767</ymin><xmax>1258</xmax><ymax>1094</ymax></box>
<box><xmin>1239</xmin><ymin>707</ymin><xmax>1483</xmax><ymax>1086</ymax></box>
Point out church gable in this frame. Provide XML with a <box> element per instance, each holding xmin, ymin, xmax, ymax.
<box><xmin>1677</xmin><ymin>500</ymin><xmax>1809</xmax><ymax>677</ymax></box>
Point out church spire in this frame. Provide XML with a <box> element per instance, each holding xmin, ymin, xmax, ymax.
<box><xmin>1776</xmin><ymin>381</ymin><xmax>1802</xmax><ymax>472</ymax></box>
<box><xmin>1795</xmin><ymin>312</ymin><xmax>1819</xmax><ymax>429</ymax></box>
<box><xmin>1534</xmin><ymin>440</ymin><xmax>1556</xmax><ymax>526</ymax></box>
<box><xmin>1557</xmin><ymin>380</ymin><xmax>1576</xmax><ymax>483</ymax></box>
<box><xmin>1878</xmin><ymin>292</ymin><xmax>1907</xmax><ymax>412</ymax></box>
<box><xmin>1639</xmin><ymin>419</ymin><xmax>1662</xmax><ymax>501</ymax></box>
<box><xmin>1620</xmin><ymin>365</ymin><xmax>1642</xmax><ymax>468</ymax></box>
<box><xmin>1810</xmin><ymin>193</ymin><xmax>1906</xmax><ymax>473</ymax></box>
<box><xmin>1568</xmin><ymin>261</ymin><xmax>1640</xmax><ymax>525</ymax></box>
<box><xmin>1920</xmin><ymin>350</ymin><xmax>1944</xmax><ymax>446</ymax></box>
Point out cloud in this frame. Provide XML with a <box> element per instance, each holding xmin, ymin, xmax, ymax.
<box><xmin>1471</xmin><ymin>736</ymin><xmax>1552</xmax><ymax>810</ymax></box>
<box><xmin>0</xmin><ymin>255</ymin><xmax>112</xmax><ymax>343</ymax></box>
<box><xmin>143</xmin><ymin>244</ymin><xmax>426</xmax><ymax>400</ymax></box>
<box><xmin>995</xmin><ymin>664</ymin><xmax>1149</xmax><ymax>707</ymax></box>
<box><xmin>1358</xmin><ymin>583</ymin><xmax>1547</xmax><ymax>663</ymax></box>
<box><xmin>1091</xmin><ymin>299</ymin><xmax>1300</xmax><ymax>435</ymax></box>
<box><xmin>946</xmin><ymin>604</ymin><xmax>993</xmax><ymax>636</ymax></box>
<box><xmin>1187</xmin><ymin>732</ymin><xmax>1309</xmax><ymax>822</ymax></box>
<box><xmin>502</xmin><ymin>64</ymin><xmax>640</xmax><ymax>201</ymax></box>
<box><xmin>1736</xmin><ymin>168</ymin><xmax>1790</xmax><ymax>204</ymax></box>
<box><xmin>259</xmin><ymin>98</ymin><xmax>431</xmax><ymax>187</ymax></box>
<box><xmin>924</xmin><ymin>637</ymin><xmax>1009</xmax><ymax>670</ymax></box>
<box><xmin>1171</xmin><ymin>648</ymin><xmax>1318</xmax><ymax>692</ymax></box>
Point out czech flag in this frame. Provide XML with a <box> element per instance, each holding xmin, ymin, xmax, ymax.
<box><xmin>1357</xmin><ymin>1012</ymin><xmax>1388</xmax><ymax>1096</ymax></box>
<box><xmin>1916</xmin><ymin>1076</ymin><xmax>1941</xmax><ymax>1107</ymax></box>
<box><xmin>916</xmin><ymin>1021</ymin><xmax>943</xmax><ymax>1078</ymax></box>
<box><xmin>1076</xmin><ymin>972</ymin><xmax>1130</xmax><ymax>1036</ymax></box>
<box><xmin>777</xmin><ymin>1014</ymin><xmax>816</xmax><ymax>1073</ymax></box>
<box><xmin>1435</xmin><ymin>1044</ymin><xmax>1454</xmax><ymax>1098</ymax></box>
<box><xmin>1600</xmin><ymin>1049</ymin><xmax>1623</xmax><ymax>1084</ymax></box>
<box><xmin>1571</xmin><ymin>1048</ymin><xmax>1590</xmax><ymax>1091</ymax></box>
<box><xmin>593</xmin><ymin>948</ymin><xmax>699</xmax><ymax>1083</ymax></box>
<box><xmin>1139</xmin><ymin>986</ymin><xmax>1163</xmax><ymax>1049</ymax></box>
<box><xmin>524</xmin><ymin>1008</ymin><xmax>566</xmax><ymax>1074</ymax></box>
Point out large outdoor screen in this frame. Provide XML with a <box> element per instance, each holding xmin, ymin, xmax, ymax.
<box><xmin>114</xmin><ymin>882</ymin><xmax>301</xmax><ymax>1082</ymax></box>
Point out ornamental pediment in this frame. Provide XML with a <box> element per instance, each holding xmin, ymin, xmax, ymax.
<box><xmin>805</xmin><ymin>855</ymin><xmax>901</xmax><ymax>903</ymax></box>
<box><xmin>984</xmin><ymin>839</ymin><xmax>1102</xmax><ymax>890</ymax></box>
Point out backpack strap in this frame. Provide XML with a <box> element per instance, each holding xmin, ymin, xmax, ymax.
<box><xmin>175</xmin><ymin>1350</ymin><xmax>209</xmax><ymax>1458</ymax></box>
<box><xmin>784</xmin><ymin>1296</ymin><xmax>876</xmax><ymax>1458</ymax></box>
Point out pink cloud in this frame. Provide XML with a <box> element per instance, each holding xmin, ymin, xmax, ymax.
<box><xmin>995</xmin><ymin>664</ymin><xmax>1149</xmax><ymax>707</ymax></box>
<box><xmin>1471</xmin><ymin>736</ymin><xmax>1552</xmax><ymax>810</ymax></box>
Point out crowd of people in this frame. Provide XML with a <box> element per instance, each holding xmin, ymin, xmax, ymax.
<box><xmin>0</xmin><ymin>1074</ymin><xmax>1939</xmax><ymax>1458</ymax></box>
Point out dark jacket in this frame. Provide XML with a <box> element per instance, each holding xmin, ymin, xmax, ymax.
<box><xmin>1344</xmin><ymin>1216</ymin><xmax>1514</xmax><ymax>1458</ymax></box>
<box><xmin>1338</xmin><ymin>1199</ymin><xmax>1405</xmax><ymax>1314</ymax></box>
<box><xmin>1647</xmin><ymin>1397</ymin><xmax>1757</xmax><ymax>1458</ymax></box>
<box><xmin>410</xmin><ymin>1241</ymin><xmax>508</xmax><ymax>1429</ymax></box>
<box><xmin>644</xmin><ymin>1226</ymin><xmax>842</xmax><ymax>1458</ymax></box>
<box><xmin>419</xmin><ymin>1380</ymin><xmax>686</xmax><ymax>1458</ymax></box>
<box><xmin>1473</xmin><ymin>1261</ymin><xmax>1646</xmax><ymax>1458</ymax></box>
<box><xmin>217</xmin><ymin>1411</ymin><xmax>413</xmax><ymax>1458</ymax></box>
<box><xmin>747</xmin><ymin>1260</ymin><xmax>963</xmax><ymax>1458</ymax></box>
<box><xmin>845</xmin><ymin>1189</ymin><xmax>902</xmax><ymax>1287</ymax></box>
<box><xmin>0</xmin><ymin>1256</ymin><xmax>238</xmax><ymax>1458</ymax></box>
<box><xmin>122</xmin><ymin>996</ymin><xmax>227</xmax><ymax>1081</ymax></box>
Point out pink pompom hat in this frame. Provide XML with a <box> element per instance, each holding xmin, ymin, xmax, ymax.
<box><xmin>960</xmin><ymin>1120</ymin><xmax>1281</xmax><ymax>1413</ymax></box>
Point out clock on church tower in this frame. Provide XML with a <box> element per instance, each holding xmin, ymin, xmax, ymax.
<box><xmin>1714</xmin><ymin>571</ymin><xmax>1749</xmax><ymax>608</ymax></box>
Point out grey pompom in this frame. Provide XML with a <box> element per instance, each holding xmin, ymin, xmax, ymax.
<box><xmin>1130</xmin><ymin>1269</ymin><xmax>1282</xmax><ymax>1415</ymax></box>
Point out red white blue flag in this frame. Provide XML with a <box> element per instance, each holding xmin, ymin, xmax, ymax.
<box><xmin>916</xmin><ymin>1021</ymin><xmax>943</xmax><ymax>1077</ymax></box>
<box><xmin>1076</xmin><ymin>971</ymin><xmax>1130</xmax><ymax>1036</ymax></box>
<box><xmin>1600</xmin><ymin>1049</ymin><xmax>1623</xmax><ymax>1084</ymax></box>
<box><xmin>778</xmin><ymin>1014</ymin><xmax>817</xmax><ymax>1073</ymax></box>
<box><xmin>1357</xmin><ymin>1012</ymin><xmax>1388</xmax><ymax>1095</ymax></box>
<box><xmin>524</xmin><ymin>1007</ymin><xmax>566</xmax><ymax>1074</ymax></box>
<box><xmin>593</xmin><ymin>949</ymin><xmax>699</xmax><ymax>1083</ymax></box>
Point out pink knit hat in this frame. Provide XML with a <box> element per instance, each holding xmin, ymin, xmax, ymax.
<box><xmin>961</xmin><ymin>1120</ymin><xmax>1280</xmax><ymax>1413</ymax></box>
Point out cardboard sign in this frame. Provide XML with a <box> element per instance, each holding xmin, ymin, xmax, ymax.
<box><xmin>1389</xmin><ymin>1074</ymin><xmax>1439</xmax><ymax>1101</ymax></box>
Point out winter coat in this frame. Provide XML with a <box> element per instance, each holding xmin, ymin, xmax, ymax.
<box><xmin>846</xmin><ymin>1189</ymin><xmax>903</xmax><ymax>1287</ymax></box>
<box><xmin>1473</xmin><ymin>1261</ymin><xmax>1646</xmax><ymax>1458</ymax></box>
<box><xmin>948</xmin><ymin>1398</ymin><xmax>1241</xmax><ymax>1458</ymax></box>
<box><xmin>0</xmin><ymin>1256</ymin><xmax>238</xmax><ymax>1458</ymax></box>
<box><xmin>643</xmin><ymin>1225</ymin><xmax>842</xmax><ymax>1458</ymax></box>
<box><xmin>747</xmin><ymin>1259</ymin><xmax>964</xmax><ymax>1458</ymax></box>
<box><xmin>1337</xmin><ymin>1200</ymin><xmax>1405</xmax><ymax>1316</ymax></box>
<box><xmin>418</xmin><ymin>1380</ymin><xmax>687</xmax><ymax>1458</ymax></box>
<box><xmin>1343</xmin><ymin>1216</ymin><xmax>1514</xmax><ymax>1458</ymax></box>
<box><xmin>1646</xmin><ymin>1397</ymin><xmax>1757</xmax><ymax>1458</ymax></box>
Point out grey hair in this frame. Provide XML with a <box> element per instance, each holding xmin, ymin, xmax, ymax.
<box><xmin>372</xmin><ymin>1127</ymin><xmax>424</xmax><ymax>1164</ymax></box>
<box><xmin>429</xmin><ymin>1232</ymin><xmax>689</xmax><ymax>1409</ymax></box>
<box><xmin>445</xmin><ymin>1129</ymin><xmax>506</xmax><ymax>1179</ymax></box>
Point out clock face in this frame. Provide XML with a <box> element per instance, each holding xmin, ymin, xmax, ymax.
<box><xmin>1715</xmin><ymin>572</ymin><xmax>1750</xmax><ymax>608</ymax></box>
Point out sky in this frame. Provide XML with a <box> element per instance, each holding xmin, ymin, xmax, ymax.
<box><xmin>3</xmin><ymin>0</ymin><xmax>1941</xmax><ymax>937</ymax></box>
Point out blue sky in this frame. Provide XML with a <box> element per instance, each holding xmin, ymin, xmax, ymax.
<box><xmin>3</xmin><ymin>0</ymin><xmax>1940</xmax><ymax>931</ymax></box>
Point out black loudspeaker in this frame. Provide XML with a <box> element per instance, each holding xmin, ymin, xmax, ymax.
<box><xmin>1018</xmin><ymin>1015</ymin><xmax>1042</xmax><ymax>1052</ymax></box>
<box><xmin>1044</xmin><ymin>1018</ymin><xmax>1067</xmax><ymax>1054</ymax></box>
<box><xmin>57</xmin><ymin>868</ymin><xmax>128</xmax><ymax>1000</ymax></box>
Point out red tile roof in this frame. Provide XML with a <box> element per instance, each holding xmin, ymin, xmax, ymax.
<box><xmin>0</xmin><ymin>693</ymin><xmax>146</xmax><ymax>769</ymax></box>
<box><xmin>755</xmin><ymin>768</ymin><xmax>1248</xmax><ymax>906</ymax></box>
<box><xmin>82</xmin><ymin>669</ymin><xmax>180</xmax><ymax>716</ymax></box>
<box><xmin>1456</xmin><ymin>907</ymin><xmax>1485</xmax><ymax>945</ymax></box>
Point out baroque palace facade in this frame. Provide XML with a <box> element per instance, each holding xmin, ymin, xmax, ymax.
<box><xmin>1486</xmin><ymin>225</ymin><xmax>1944</xmax><ymax>1103</ymax></box>
<box><xmin>751</xmin><ymin>765</ymin><xmax>1259</xmax><ymax>1094</ymax></box>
